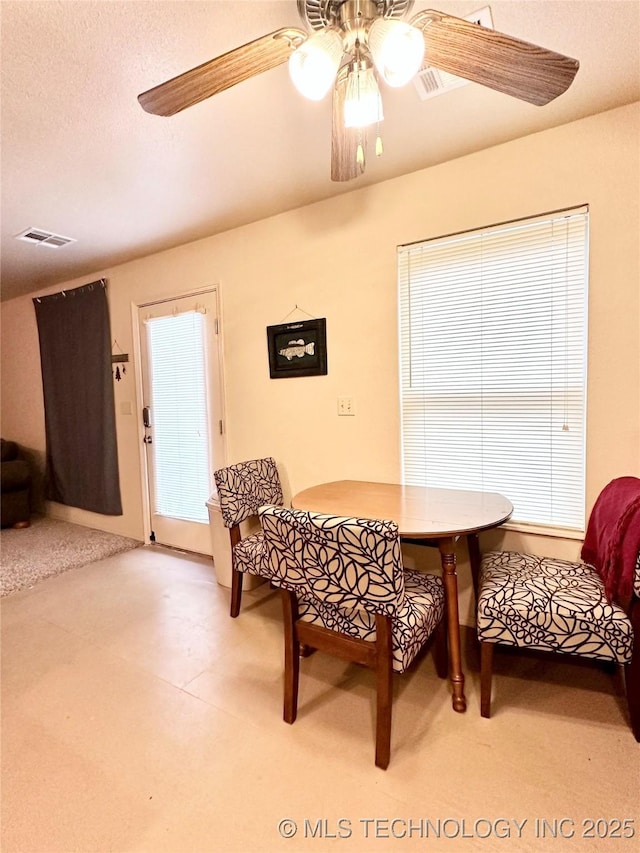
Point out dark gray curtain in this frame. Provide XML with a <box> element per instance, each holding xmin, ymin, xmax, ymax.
<box><xmin>33</xmin><ymin>280</ymin><xmax>122</xmax><ymax>514</ymax></box>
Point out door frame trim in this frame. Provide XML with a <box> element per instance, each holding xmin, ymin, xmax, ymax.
<box><xmin>131</xmin><ymin>284</ymin><xmax>227</xmax><ymax>549</ymax></box>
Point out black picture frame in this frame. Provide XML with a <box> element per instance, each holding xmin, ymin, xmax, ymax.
<box><xmin>267</xmin><ymin>318</ymin><xmax>327</xmax><ymax>379</ymax></box>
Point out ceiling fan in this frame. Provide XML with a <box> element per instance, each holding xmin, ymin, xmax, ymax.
<box><xmin>138</xmin><ymin>0</ymin><xmax>579</xmax><ymax>182</ymax></box>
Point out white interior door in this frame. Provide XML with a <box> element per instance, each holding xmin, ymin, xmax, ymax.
<box><xmin>138</xmin><ymin>290</ymin><xmax>224</xmax><ymax>555</ymax></box>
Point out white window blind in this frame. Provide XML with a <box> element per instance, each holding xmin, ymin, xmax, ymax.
<box><xmin>146</xmin><ymin>310</ymin><xmax>211</xmax><ymax>523</ymax></box>
<box><xmin>398</xmin><ymin>207</ymin><xmax>589</xmax><ymax>531</ymax></box>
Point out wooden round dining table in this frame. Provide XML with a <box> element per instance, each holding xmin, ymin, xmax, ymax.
<box><xmin>291</xmin><ymin>480</ymin><xmax>514</xmax><ymax>713</ymax></box>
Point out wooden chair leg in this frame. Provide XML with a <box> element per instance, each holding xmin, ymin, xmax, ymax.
<box><xmin>229</xmin><ymin>567</ymin><xmax>243</xmax><ymax>618</ymax></box>
<box><xmin>625</xmin><ymin>598</ymin><xmax>640</xmax><ymax>741</ymax></box>
<box><xmin>480</xmin><ymin>641</ymin><xmax>494</xmax><ymax>718</ymax></box>
<box><xmin>375</xmin><ymin>615</ymin><xmax>393</xmax><ymax>770</ymax></box>
<box><xmin>228</xmin><ymin>526</ymin><xmax>243</xmax><ymax>618</ymax></box>
<box><xmin>281</xmin><ymin>590</ymin><xmax>300</xmax><ymax>725</ymax></box>
<box><xmin>433</xmin><ymin>616</ymin><xmax>449</xmax><ymax>680</ymax></box>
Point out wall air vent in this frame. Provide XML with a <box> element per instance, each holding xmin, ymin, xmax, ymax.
<box><xmin>413</xmin><ymin>6</ymin><xmax>494</xmax><ymax>101</ymax></box>
<box><xmin>15</xmin><ymin>227</ymin><xmax>76</xmax><ymax>249</ymax></box>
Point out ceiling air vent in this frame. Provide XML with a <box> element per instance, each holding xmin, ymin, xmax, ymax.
<box><xmin>15</xmin><ymin>227</ymin><xmax>76</xmax><ymax>249</ymax></box>
<box><xmin>413</xmin><ymin>6</ymin><xmax>494</xmax><ymax>101</ymax></box>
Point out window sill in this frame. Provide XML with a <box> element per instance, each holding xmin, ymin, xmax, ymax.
<box><xmin>500</xmin><ymin>521</ymin><xmax>585</xmax><ymax>541</ymax></box>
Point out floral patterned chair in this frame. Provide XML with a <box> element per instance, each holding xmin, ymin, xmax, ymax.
<box><xmin>477</xmin><ymin>476</ymin><xmax>640</xmax><ymax>740</ymax></box>
<box><xmin>213</xmin><ymin>457</ymin><xmax>283</xmax><ymax>618</ymax></box>
<box><xmin>259</xmin><ymin>505</ymin><xmax>447</xmax><ymax>769</ymax></box>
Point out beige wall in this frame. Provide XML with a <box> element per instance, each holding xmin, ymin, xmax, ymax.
<box><xmin>2</xmin><ymin>102</ymin><xmax>639</xmax><ymax>609</ymax></box>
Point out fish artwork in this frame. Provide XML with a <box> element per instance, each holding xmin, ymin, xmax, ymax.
<box><xmin>278</xmin><ymin>338</ymin><xmax>315</xmax><ymax>361</ymax></box>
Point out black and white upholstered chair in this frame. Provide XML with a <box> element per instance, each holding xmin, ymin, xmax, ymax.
<box><xmin>477</xmin><ymin>477</ymin><xmax>640</xmax><ymax>740</ymax></box>
<box><xmin>213</xmin><ymin>457</ymin><xmax>283</xmax><ymax>618</ymax></box>
<box><xmin>627</xmin><ymin>554</ymin><xmax>640</xmax><ymax>739</ymax></box>
<box><xmin>259</xmin><ymin>505</ymin><xmax>447</xmax><ymax>769</ymax></box>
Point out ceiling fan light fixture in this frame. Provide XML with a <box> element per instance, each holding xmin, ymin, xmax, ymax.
<box><xmin>344</xmin><ymin>62</ymin><xmax>383</xmax><ymax>128</ymax></box>
<box><xmin>289</xmin><ymin>29</ymin><xmax>344</xmax><ymax>100</ymax></box>
<box><xmin>137</xmin><ymin>1</ymin><xmax>581</xmax><ymax>184</ymax></box>
<box><xmin>368</xmin><ymin>18</ymin><xmax>425</xmax><ymax>87</ymax></box>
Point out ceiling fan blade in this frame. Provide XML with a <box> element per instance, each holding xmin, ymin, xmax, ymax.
<box><xmin>410</xmin><ymin>10</ymin><xmax>579</xmax><ymax>106</ymax></box>
<box><xmin>138</xmin><ymin>27</ymin><xmax>307</xmax><ymax>117</ymax></box>
<box><xmin>331</xmin><ymin>69</ymin><xmax>365</xmax><ymax>182</ymax></box>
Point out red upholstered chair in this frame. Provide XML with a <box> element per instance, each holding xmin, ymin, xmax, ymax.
<box><xmin>477</xmin><ymin>477</ymin><xmax>640</xmax><ymax>740</ymax></box>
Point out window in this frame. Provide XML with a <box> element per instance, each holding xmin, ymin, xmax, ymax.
<box><xmin>146</xmin><ymin>310</ymin><xmax>211</xmax><ymax>523</ymax></box>
<box><xmin>398</xmin><ymin>207</ymin><xmax>589</xmax><ymax>532</ymax></box>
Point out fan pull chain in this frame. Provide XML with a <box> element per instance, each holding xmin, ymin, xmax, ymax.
<box><xmin>375</xmin><ymin>90</ymin><xmax>383</xmax><ymax>157</ymax></box>
<box><xmin>356</xmin><ymin>127</ymin><xmax>365</xmax><ymax>167</ymax></box>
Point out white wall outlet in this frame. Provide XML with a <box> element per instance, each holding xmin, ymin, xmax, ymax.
<box><xmin>337</xmin><ymin>396</ymin><xmax>355</xmax><ymax>416</ymax></box>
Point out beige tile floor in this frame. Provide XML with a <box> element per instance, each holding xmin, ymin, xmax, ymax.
<box><xmin>2</xmin><ymin>545</ymin><xmax>639</xmax><ymax>852</ymax></box>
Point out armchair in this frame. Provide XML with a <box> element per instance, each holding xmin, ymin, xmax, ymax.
<box><xmin>259</xmin><ymin>505</ymin><xmax>447</xmax><ymax>769</ymax></box>
<box><xmin>213</xmin><ymin>457</ymin><xmax>283</xmax><ymax>617</ymax></box>
<box><xmin>477</xmin><ymin>476</ymin><xmax>640</xmax><ymax>740</ymax></box>
<box><xmin>1</xmin><ymin>439</ymin><xmax>32</xmax><ymax>528</ymax></box>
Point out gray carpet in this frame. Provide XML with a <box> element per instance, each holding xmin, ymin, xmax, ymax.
<box><xmin>0</xmin><ymin>516</ymin><xmax>143</xmax><ymax>597</ymax></box>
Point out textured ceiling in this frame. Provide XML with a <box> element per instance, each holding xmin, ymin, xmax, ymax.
<box><xmin>1</xmin><ymin>0</ymin><xmax>639</xmax><ymax>302</ymax></box>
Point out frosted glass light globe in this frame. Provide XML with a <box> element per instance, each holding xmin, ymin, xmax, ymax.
<box><xmin>344</xmin><ymin>65</ymin><xmax>383</xmax><ymax>128</ymax></box>
<box><xmin>369</xmin><ymin>19</ymin><xmax>425</xmax><ymax>87</ymax></box>
<box><xmin>289</xmin><ymin>30</ymin><xmax>344</xmax><ymax>101</ymax></box>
